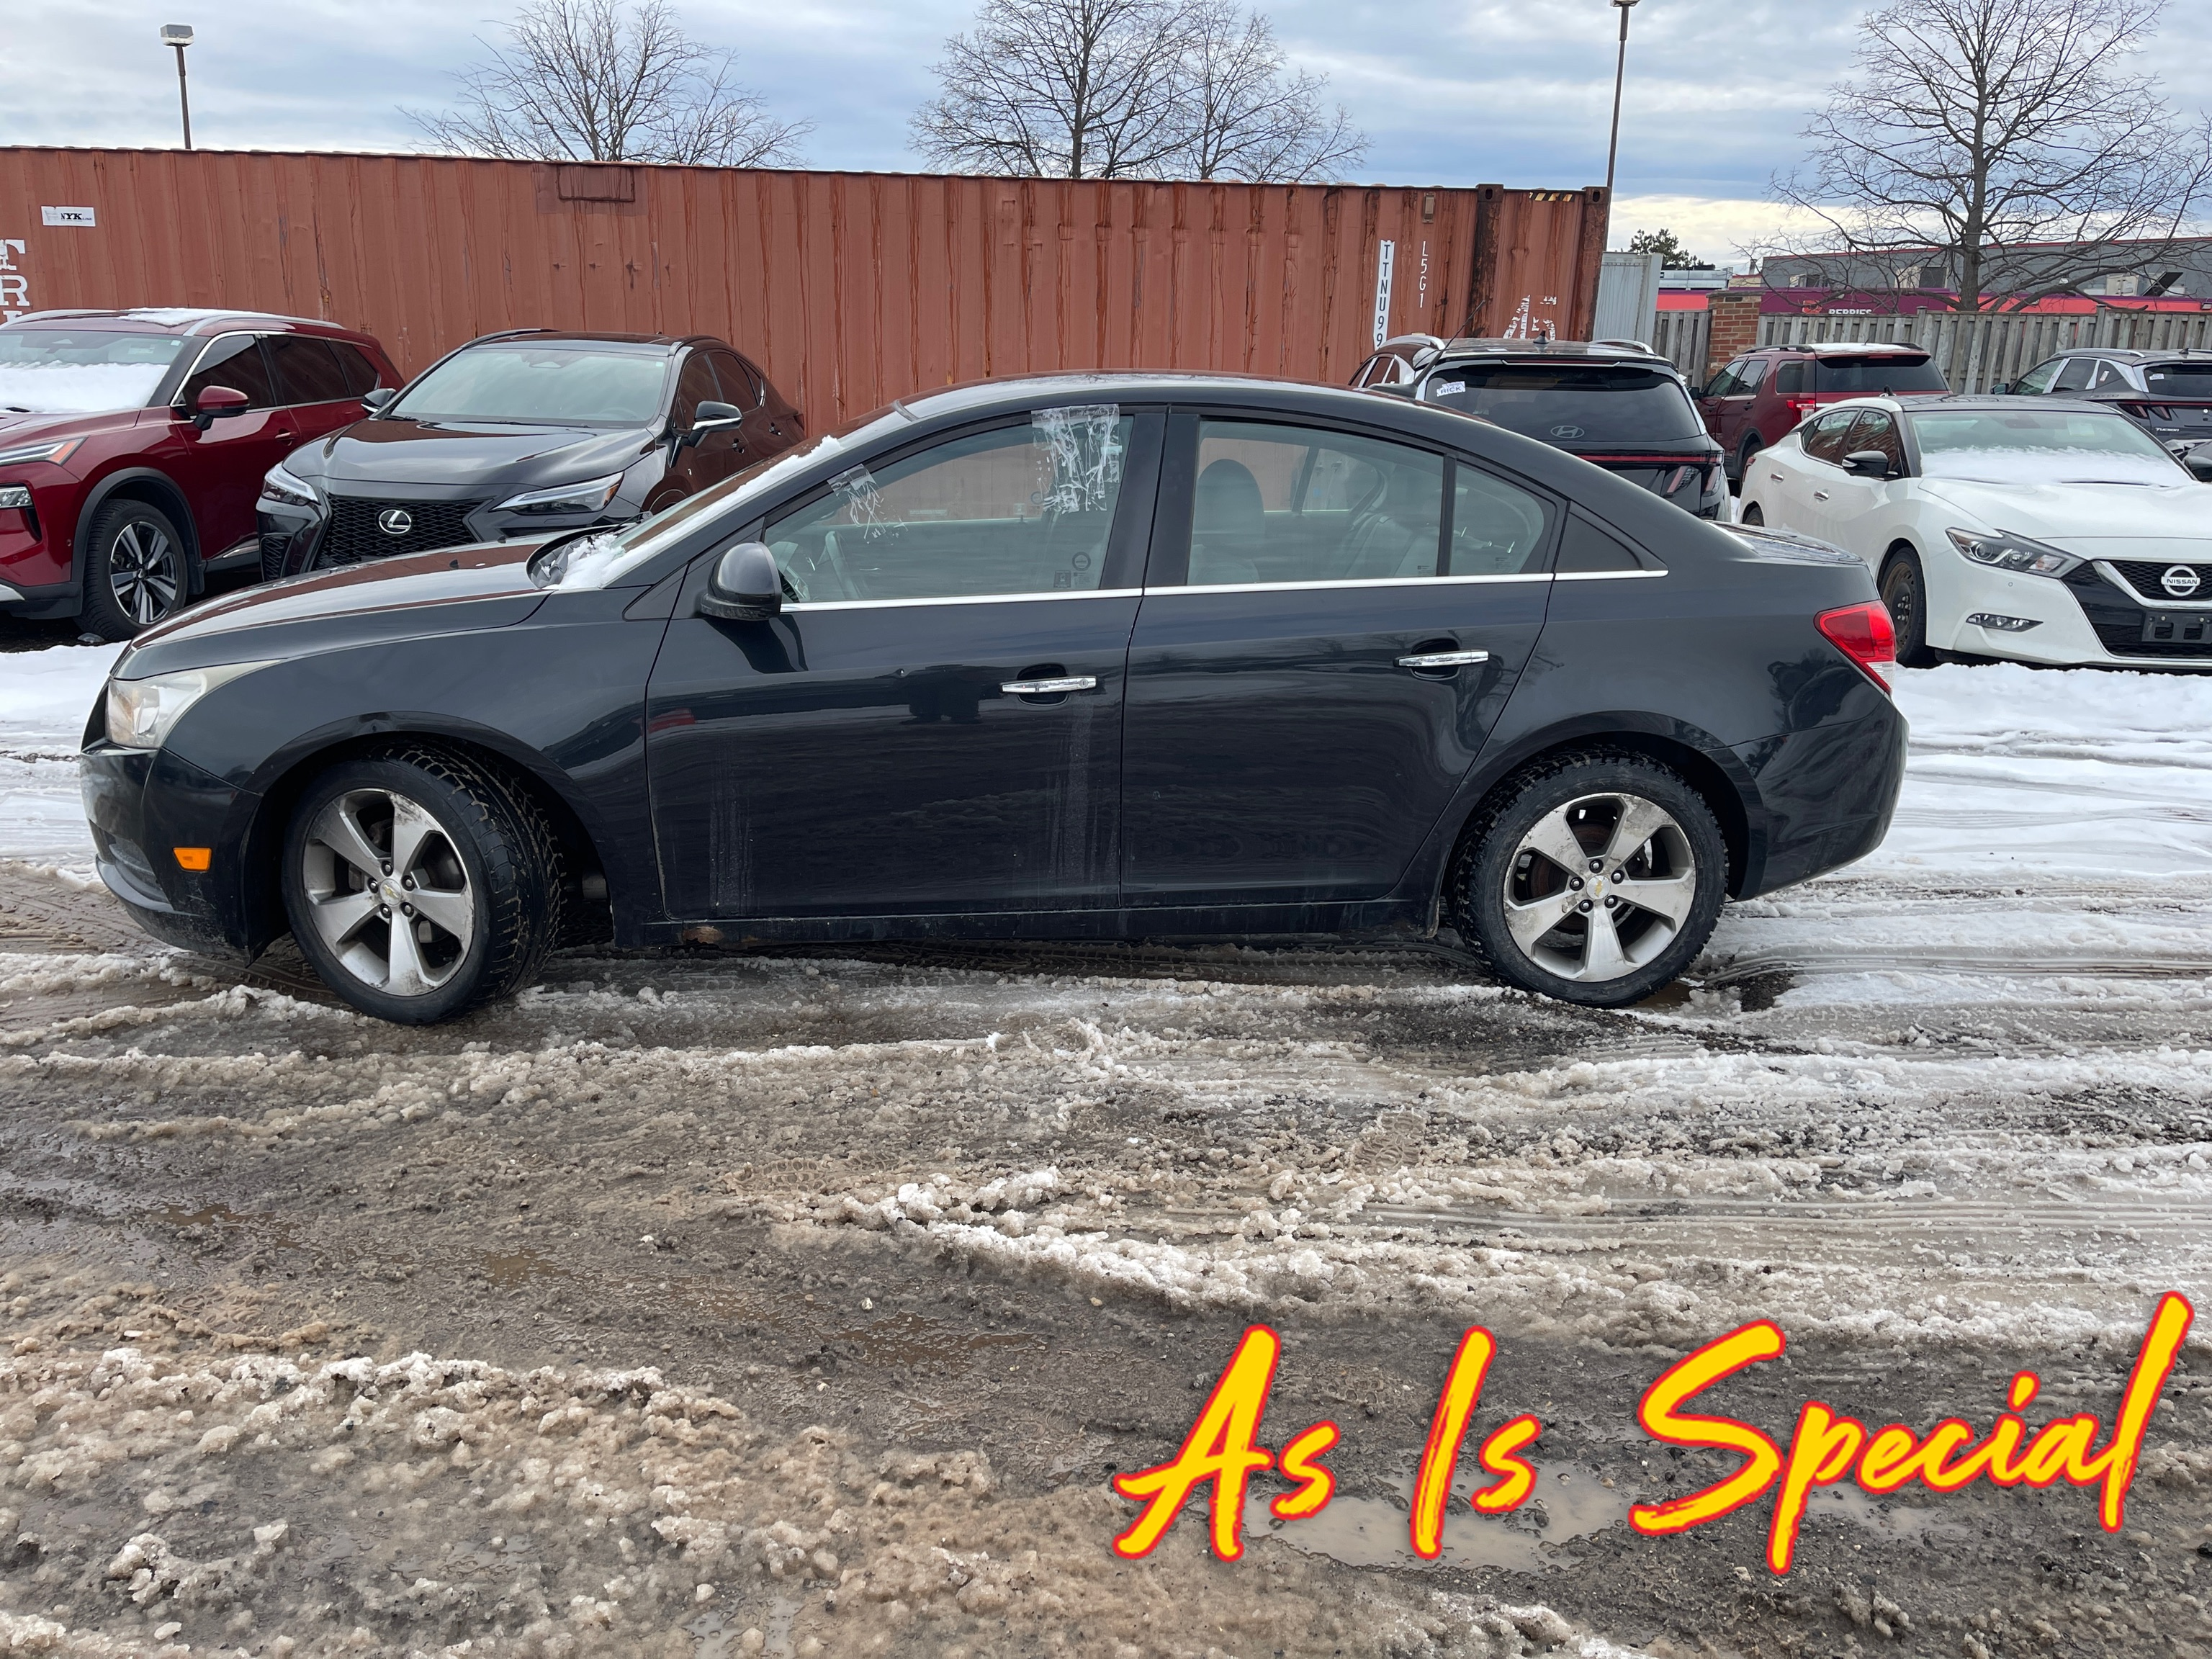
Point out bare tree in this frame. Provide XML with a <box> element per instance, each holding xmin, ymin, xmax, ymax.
<box><xmin>1174</xmin><ymin>1</ymin><xmax>1365</xmax><ymax>181</ymax></box>
<box><xmin>909</xmin><ymin>0</ymin><xmax>1366</xmax><ymax>181</ymax></box>
<box><xmin>408</xmin><ymin>0</ymin><xmax>809</xmax><ymax>168</ymax></box>
<box><xmin>1767</xmin><ymin>0</ymin><xmax>2212</xmax><ymax>309</ymax></box>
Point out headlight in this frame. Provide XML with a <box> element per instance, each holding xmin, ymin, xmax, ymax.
<box><xmin>493</xmin><ymin>473</ymin><xmax>626</xmax><ymax>516</ymax></box>
<box><xmin>0</xmin><ymin>436</ymin><xmax>84</xmax><ymax>469</ymax></box>
<box><xmin>1945</xmin><ymin>526</ymin><xmax>2082</xmax><ymax>578</ymax></box>
<box><xmin>259</xmin><ymin>460</ymin><xmax>320</xmax><ymax>510</ymax></box>
<box><xmin>104</xmin><ymin>662</ymin><xmax>272</xmax><ymax>750</ymax></box>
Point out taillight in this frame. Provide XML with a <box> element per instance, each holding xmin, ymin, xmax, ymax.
<box><xmin>1817</xmin><ymin>602</ymin><xmax>1897</xmax><ymax>691</ymax></box>
<box><xmin>1784</xmin><ymin>397</ymin><xmax>1819</xmax><ymax>416</ymax></box>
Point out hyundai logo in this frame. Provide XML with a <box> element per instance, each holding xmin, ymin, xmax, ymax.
<box><xmin>378</xmin><ymin>508</ymin><xmax>414</xmax><ymax>538</ymax></box>
<box><xmin>2162</xmin><ymin>564</ymin><xmax>2201</xmax><ymax>598</ymax></box>
<box><xmin>1550</xmin><ymin>424</ymin><xmax>1586</xmax><ymax>440</ymax></box>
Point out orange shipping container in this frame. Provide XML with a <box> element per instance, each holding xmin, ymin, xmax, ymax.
<box><xmin>0</xmin><ymin>148</ymin><xmax>1609</xmax><ymax>430</ymax></box>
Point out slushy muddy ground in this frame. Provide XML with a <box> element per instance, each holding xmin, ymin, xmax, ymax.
<box><xmin>4</xmin><ymin>645</ymin><xmax>2212</xmax><ymax>1656</ymax></box>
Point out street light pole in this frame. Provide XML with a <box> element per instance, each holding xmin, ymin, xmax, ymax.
<box><xmin>1604</xmin><ymin>0</ymin><xmax>1640</xmax><ymax>197</ymax></box>
<box><xmin>160</xmin><ymin>24</ymin><xmax>194</xmax><ymax>150</ymax></box>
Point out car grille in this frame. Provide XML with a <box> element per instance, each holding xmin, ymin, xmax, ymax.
<box><xmin>322</xmin><ymin>495</ymin><xmax>482</xmax><ymax>565</ymax></box>
<box><xmin>2103</xmin><ymin>559</ymin><xmax>2212</xmax><ymax>603</ymax></box>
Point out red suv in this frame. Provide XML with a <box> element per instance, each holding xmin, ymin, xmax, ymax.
<box><xmin>1696</xmin><ymin>342</ymin><xmax>1948</xmax><ymax>488</ymax></box>
<box><xmin>0</xmin><ymin>309</ymin><xmax>399</xmax><ymax>638</ymax></box>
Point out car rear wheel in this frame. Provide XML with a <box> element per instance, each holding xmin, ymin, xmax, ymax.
<box><xmin>1740</xmin><ymin>502</ymin><xmax>1764</xmax><ymax>526</ymax></box>
<box><xmin>78</xmin><ymin>500</ymin><xmax>191</xmax><ymax>640</ymax></box>
<box><xmin>281</xmin><ymin>748</ymin><xmax>563</xmax><ymax>1024</ymax></box>
<box><xmin>1449</xmin><ymin>752</ymin><xmax>1727</xmax><ymax>1007</ymax></box>
<box><xmin>1879</xmin><ymin>549</ymin><xmax>1937</xmax><ymax>667</ymax></box>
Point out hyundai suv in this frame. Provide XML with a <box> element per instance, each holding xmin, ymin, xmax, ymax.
<box><xmin>2001</xmin><ymin>348</ymin><xmax>2212</xmax><ymax>466</ymax></box>
<box><xmin>0</xmin><ymin>309</ymin><xmax>398</xmax><ymax>638</ymax></box>
<box><xmin>1697</xmin><ymin>342</ymin><xmax>1948</xmax><ymax>487</ymax></box>
<box><xmin>257</xmin><ymin>330</ymin><xmax>803</xmax><ymax>577</ymax></box>
<box><xmin>1353</xmin><ymin>336</ymin><xmax>1728</xmax><ymax>518</ymax></box>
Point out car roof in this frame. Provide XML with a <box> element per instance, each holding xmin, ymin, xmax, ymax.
<box><xmin>1</xmin><ymin>307</ymin><xmax>376</xmax><ymax>343</ymax></box>
<box><xmin>1750</xmin><ymin>341</ymin><xmax>1929</xmax><ymax>357</ymax></box>
<box><xmin>1427</xmin><ymin>336</ymin><xmax>1671</xmax><ymax>363</ymax></box>
<box><xmin>2052</xmin><ymin>346</ymin><xmax>2212</xmax><ymax>361</ymax></box>
<box><xmin>1803</xmin><ymin>393</ymin><xmax>2123</xmax><ymax>415</ymax></box>
<box><xmin>459</xmin><ymin>329</ymin><xmax>697</xmax><ymax>353</ymax></box>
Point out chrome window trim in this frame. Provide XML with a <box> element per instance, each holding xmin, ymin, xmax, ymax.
<box><xmin>168</xmin><ymin>328</ymin><xmax>269</xmax><ymax>411</ymax></box>
<box><xmin>783</xmin><ymin>587</ymin><xmax>1143</xmax><ymax>613</ymax></box>
<box><xmin>1142</xmin><ymin>573</ymin><xmax>1553</xmax><ymax>597</ymax></box>
<box><xmin>1554</xmin><ymin>568</ymin><xmax>1669</xmax><ymax>582</ymax></box>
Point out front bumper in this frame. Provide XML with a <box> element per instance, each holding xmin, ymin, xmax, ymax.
<box><xmin>80</xmin><ymin>741</ymin><xmax>260</xmax><ymax>958</ymax></box>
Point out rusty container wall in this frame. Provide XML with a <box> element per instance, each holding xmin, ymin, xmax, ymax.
<box><xmin>1465</xmin><ymin>184</ymin><xmax>1611</xmax><ymax>341</ymax></box>
<box><xmin>0</xmin><ymin>148</ymin><xmax>1607</xmax><ymax>426</ymax></box>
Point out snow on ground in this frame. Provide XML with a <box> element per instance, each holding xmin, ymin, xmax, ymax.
<box><xmin>0</xmin><ymin>642</ymin><xmax>120</xmax><ymax>871</ymax></box>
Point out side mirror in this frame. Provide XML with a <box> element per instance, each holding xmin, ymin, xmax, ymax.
<box><xmin>680</xmin><ymin>400</ymin><xmax>745</xmax><ymax>447</ymax></box>
<box><xmin>2185</xmin><ymin>447</ymin><xmax>2212</xmax><ymax>482</ymax></box>
<box><xmin>361</xmin><ymin>386</ymin><xmax>397</xmax><ymax>412</ymax></box>
<box><xmin>1987</xmin><ymin>382</ymin><xmax>2010</xmax><ymax>397</ymax></box>
<box><xmin>191</xmin><ymin>385</ymin><xmax>251</xmax><ymax>429</ymax></box>
<box><xmin>1842</xmin><ymin>449</ymin><xmax>1894</xmax><ymax>480</ymax></box>
<box><xmin>698</xmin><ymin>541</ymin><xmax>781</xmax><ymax>621</ymax></box>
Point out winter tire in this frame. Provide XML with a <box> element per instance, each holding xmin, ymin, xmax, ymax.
<box><xmin>1449</xmin><ymin>751</ymin><xmax>1727</xmax><ymax>1007</ymax></box>
<box><xmin>1879</xmin><ymin>549</ymin><xmax>1937</xmax><ymax>668</ymax></box>
<box><xmin>78</xmin><ymin>500</ymin><xmax>191</xmax><ymax>640</ymax></box>
<box><xmin>280</xmin><ymin>748</ymin><xmax>562</xmax><ymax>1024</ymax></box>
<box><xmin>1739</xmin><ymin>502</ymin><xmax>1764</xmax><ymax>527</ymax></box>
<box><xmin>1734</xmin><ymin>435</ymin><xmax>1763</xmax><ymax>490</ymax></box>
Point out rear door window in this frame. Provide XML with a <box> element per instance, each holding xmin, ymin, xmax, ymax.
<box><xmin>1184</xmin><ymin>421</ymin><xmax>1444</xmax><ymax>584</ymax></box>
<box><xmin>2051</xmin><ymin>357</ymin><xmax>2098</xmax><ymax>393</ymax></box>
<box><xmin>265</xmin><ymin>336</ymin><xmax>354</xmax><ymax>406</ymax></box>
<box><xmin>179</xmin><ymin>334</ymin><xmax>277</xmax><ymax>410</ymax></box>
<box><xmin>327</xmin><ymin>342</ymin><xmax>384</xmax><ymax>397</ymax></box>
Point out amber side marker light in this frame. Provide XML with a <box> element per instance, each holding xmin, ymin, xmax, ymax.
<box><xmin>174</xmin><ymin>847</ymin><xmax>212</xmax><ymax>871</ymax></box>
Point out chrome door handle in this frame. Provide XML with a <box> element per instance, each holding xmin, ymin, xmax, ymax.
<box><xmin>1000</xmin><ymin>675</ymin><xmax>1097</xmax><ymax>694</ymax></box>
<box><xmin>1396</xmin><ymin>649</ymin><xmax>1490</xmax><ymax>670</ymax></box>
<box><xmin>1767</xmin><ymin>471</ymin><xmax>1784</xmax><ymax>482</ymax></box>
<box><xmin>1812</xmin><ymin>490</ymin><xmax>1830</xmax><ymax>500</ymax></box>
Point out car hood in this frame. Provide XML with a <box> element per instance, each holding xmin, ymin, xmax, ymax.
<box><xmin>1915</xmin><ymin>477</ymin><xmax>2212</xmax><ymax>550</ymax></box>
<box><xmin>118</xmin><ymin>539</ymin><xmax>552</xmax><ymax>678</ymax></box>
<box><xmin>0</xmin><ymin>407</ymin><xmax>148</xmax><ymax>443</ymax></box>
<box><xmin>295</xmin><ymin>417</ymin><xmax>656</xmax><ymax>491</ymax></box>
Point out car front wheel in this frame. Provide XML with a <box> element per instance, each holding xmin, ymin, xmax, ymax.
<box><xmin>1879</xmin><ymin>549</ymin><xmax>1938</xmax><ymax>667</ymax></box>
<box><xmin>280</xmin><ymin>748</ymin><xmax>562</xmax><ymax>1024</ymax></box>
<box><xmin>1739</xmin><ymin>502</ymin><xmax>1765</xmax><ymax>526</ymax></box>
<box><xmin>1450</xmin><ymin>752</ymin><xmax>1728</xmax><ymax>1007</ymax></box>
<box><xmin>78</xmin><ymin>500</ymin><xmax>191</xmax><ymax>639</ymax></box>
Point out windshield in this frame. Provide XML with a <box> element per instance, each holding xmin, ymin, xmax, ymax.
<box><xmin>1811</xmin><ymin>355</ymin><xmax>1947</xmax><ymax>395</ymax></box>
<box><xmin>390</xmin><ymin>344</ymin><xmax>671</xmax><ymax>426</ymax></box>
<box><xmin>2144</xmin><ymin>361</ymin><xmax>2212</xmax><ymax>393</ymax></box>
<box><xmin>1907</xmin><ymin>407</ymin><xmax>2185</xmax><ymax>485</ymax></box>
<box><xmin>0</xmin><ymin>328</ymin><xmax>190</xmax><ymax>413</ymax></box>
<box><xmin>1423</xmin><ymin>364</ymin><xmax>1704</xmax><ymax>443</ymax></box>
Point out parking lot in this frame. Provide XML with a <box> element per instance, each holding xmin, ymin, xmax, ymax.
<box><xmin>4</xmin><ymin>633</ymin><xmax>2210</xmax><ymax>1657</ymax></box>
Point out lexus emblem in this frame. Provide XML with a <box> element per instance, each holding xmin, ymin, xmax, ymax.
<box><xmin>2162</xmin><ymin>564</ymin><xmax>2201</xmax><ymax>598</ymax></box>
<box><xmin>377</xmin><ymin>508</ymin><xmax>414</xmax><ymax>538</ymax></box>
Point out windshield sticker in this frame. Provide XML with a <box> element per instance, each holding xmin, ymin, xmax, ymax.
<box><xmin>828</xmin><ymin>464</ymin><xmax>891</xmax><ymax>540</ymax></box>
<box><xmin>1033</xmin><ymin>405</ymin><xmax>1123</xmax><ymax>516</ymax></box>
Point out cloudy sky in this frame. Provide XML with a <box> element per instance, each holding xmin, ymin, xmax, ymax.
<box><xmin>7</xmin><ymin>0</ymin><xmax>2212</xmax><ymax>264</ymax></box>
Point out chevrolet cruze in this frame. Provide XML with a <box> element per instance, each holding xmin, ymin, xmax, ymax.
<box><xmin>83</xmin><ymin>374</ymin><xmax>1907</xmax><ymax>1022</ymax></box>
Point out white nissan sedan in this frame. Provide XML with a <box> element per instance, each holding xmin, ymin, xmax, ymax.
<box><xmin>1740</xmin><ymin>395</ymin><xmax>2212</xmax><ymax>668</ymax></box>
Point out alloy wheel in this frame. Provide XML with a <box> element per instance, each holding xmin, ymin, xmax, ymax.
<box><xmin>1501</xmin><ymin>792</ymin><xmax>1698</xmax><ymax>983</ymax></box>
<box><xmin>299</xmin><ymin>788</ymin><xmax>477</xmax><ymax>997</ymax></box>
<box><xmin>108</xmin><ymin>520</ymin><xmax>181</xmax><ymax>625</ymax></box>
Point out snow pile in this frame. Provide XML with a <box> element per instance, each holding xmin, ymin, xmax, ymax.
<box><xmin>0</xmin><ymin>643</ymin><xmax>122</xmax><ymax>870</ymax></box>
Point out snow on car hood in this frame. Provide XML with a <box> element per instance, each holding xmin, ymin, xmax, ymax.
<box><xmin>0</xmin><ymin>363</ymin><xmax>167</xmax><ymax>415</ymax></box>
<box><xmin>1915</xmin><ymin>477</ymin><xmax>2212</xmax><ymax>553</ymax></box>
